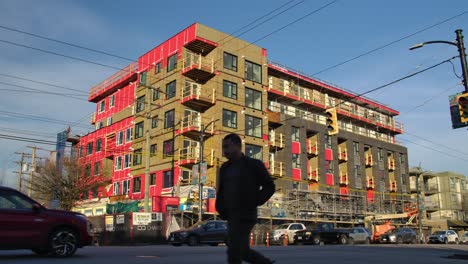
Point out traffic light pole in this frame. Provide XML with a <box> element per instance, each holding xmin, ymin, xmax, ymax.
<box><xmin>455</xmin><ymin>29</ymin><xmax>468</xmax><ymax>93</ymax></box>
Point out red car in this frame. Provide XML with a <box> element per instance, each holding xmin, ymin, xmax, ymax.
<box><xmin>0</xmin><ymin>186</ymin><xmax>93</xmax><ymax>257</ymax></box>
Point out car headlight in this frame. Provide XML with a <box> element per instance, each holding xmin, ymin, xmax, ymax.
<box><xmin>179</xmin><ymin>232</ymin><xmax>188</xmax><ymax>237</ymax></box>
<box><xmin>389</xmin><ymin>235</ymin><xmax>396</xmax><ymax>239</ymax></box>
<box><xmin>306</xmin><ymin>232</ymin><xmax>311</xmax><ymax>236</ymax></box>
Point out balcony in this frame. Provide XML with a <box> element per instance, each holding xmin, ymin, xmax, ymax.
<box><xmin>104</xmin><ymin>133</ymin><xmax>116</xmax><ymax>158</ymax></box>
<box><xmin>176</xmin><ymin>114</ymin><xmax>216</xmax><ymax>140</ymax></box>
<box><xmin>269</xmin><ymin>132</ymin><xmax>285</xmax><ymax>149</ymax></box>
<box><xmin>308</xmin><ymin>168</ymin><xmax>319</xmax><ymax>182</ymax></box>
<box><xmin>340</xmin><ymin>173</ymin><xmax>348</xmax><ymax>187</ymax></box>
<box><xmin>269</xmin><ymin>160</ymin><xmax>285</xmax><ymax>178</ymax></box>
<box><xmin>184</xmin><ymin>37</ymin><xmax>217</xmax><ymax>56</ymax></box>
<box><xmin>338</xmin><ymin>147</ymin><xmax>348</xmax><ymax>162</ymax></box>
<box><xmin>181</xmin><ymin>81</ymin><xmax>216</xmax><ymax>112</ymax></box>
<box><xmin>388</xmin><ymin>158</ymin><xmax>396</xmax><ymax>171</ymax></box>
<box><xmin>88</xmin><ymin>62</ymin><xmax>138</xmax><ymax>102</ymax></box>
<box><xmin>90</xmin><ymin>113</ymin><xmax>96</xmax><ymax>125</ymax></box>
<box><xmin>365</xmin><ymin>154</ymin><xmax>373</xmax><ymax>167</ymax></box>
<box><xmin>182</xmin><ymin>51</ymin><xmax>215</xmax><ymax>83</ymax></box>
<box><xmin>390</xmin><ymin>181</ymin><xmax>397</xmax><ymax>193</ymax></box>
<box><xmin>306</xmin><ymin>138</ymin><xmax>318</xmax><ymax>156</ymax></box>
<box><xmin>177</xmin><ymin>145</ymin><xmax>200</xmax><ymax>167</ymax></box>
<box><xmin>424</xmin><ymin>185</ymin><xmax>439</xmax><ymax>194</ymax></box>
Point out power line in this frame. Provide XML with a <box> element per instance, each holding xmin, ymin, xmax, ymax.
<box><xmin>404</xmin><ymin>131</ymin><xmax>468</xmax><ymax>157</ymax></box>
<box><xmin>0</xmin><ymin>110</ymin><xmax>92</xmax><ymax>129</ymax></box>
<box><xmin>311</xmin><ymin>11</ymin><xmax>468</xmax><ymax>76</ymax></box>
<box><xmin>402</xmin><ymin>86</ymin><xmax>457</xmax><ymax>114</ymax></box>
<box><xmin>0</xmin><ymin>81</ymin><xmax>88</xmax><ymax>100</ymax></box>
<box><xmin>399</xmin><ymin>137</ymin><xmax>468</xmax><ymax>163</ymax></box>
<box><xmin>0</xmin><ymin>73</ymin><xmax>88</xmax><ymax>94</ymax></box>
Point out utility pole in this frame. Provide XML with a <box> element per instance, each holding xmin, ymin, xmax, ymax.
<box><xmin>144</xmin><ymin>86</ymin><xmax>152</xmax><ymax>213</ymax></box>
<box><xmin>416</xmin><ymin>166</ymin><xmax>424</xmax><ymax>244</ymax></box>
<box><xmin>14</xmin><ymin>152</ymin><xmax>31</xmax><ymax>192</ymax></box>
<box><xmin>28</xmin><ymin>146</ymin><xmax>37</xmax><ymax>197</ymax></box>
<box><xmin>198</xmin><ymin>119</ymin><xmax>219</xmax><ymax>223</ymax></box>
<box><xmin>455</xmin><ymin>29</ymin><xmax>468</xmax><ymax>93</ymax></box>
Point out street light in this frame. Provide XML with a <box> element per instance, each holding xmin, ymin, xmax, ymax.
<box><xmin>197</xmin><ymin>118</ymin><xmax>219</xmax><ymax>223</ymax></box>
<box><xmin>409</xmin><ymin>29</ymin><xmax>468</xmax><ymax>93</ymax></box>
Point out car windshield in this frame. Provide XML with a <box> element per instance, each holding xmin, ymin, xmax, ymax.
<box><xmin>463</xmin><ymin>232</ymin><xmax>468</xmax><ymax>237</ymax></box>
<box><xmin>433</xmin><ymin>231</ymin><xmax>446</xmax><ymax>235</ymax></box>
<box><xmin>189</xmin><ymin>221</ymin><xmax>207</xmax><ymax>229</ymax></box>
<box><xmin>274</xmin><ymin>224</ymin><xmax>290</xmax><ymax>230</ymax></box>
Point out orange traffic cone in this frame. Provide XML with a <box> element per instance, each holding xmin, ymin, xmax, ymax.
<box><xmin>283</xmin><ymin>233</ymin><xmax>289</xmax><ymax>246</ymax></box>
<box><xmin>250</xmin><ymin>232</ymin><xmax>254</xmax><ymax>246</ymax></box>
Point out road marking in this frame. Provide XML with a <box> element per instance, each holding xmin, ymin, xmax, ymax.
<box><xmin>136</xmin><ymin>255</ymin><xmax>160</xmax><ymax>258</ymax></box>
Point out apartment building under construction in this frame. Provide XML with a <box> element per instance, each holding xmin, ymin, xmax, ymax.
<box><xmin>71</xmin><ymin>23</ymin><xmax>410</xmax><ymax>224</ymax></box>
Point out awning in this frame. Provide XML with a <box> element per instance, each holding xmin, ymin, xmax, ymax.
<box><xmin>448</xmin><ymin>220</ymin><xmax>468</xmax><ymax>228</ymax></box>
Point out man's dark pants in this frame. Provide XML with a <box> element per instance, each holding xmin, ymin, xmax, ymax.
<box><xmin>226</xmin><ymin>215</ymin><xmax>271</xmax><ymax>264</ymax></box>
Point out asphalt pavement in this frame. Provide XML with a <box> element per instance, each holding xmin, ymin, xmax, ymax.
<box><xmin>0</xmin><ymin>244</ymin><xmax>467</xmax><ymax>264</ymax></box>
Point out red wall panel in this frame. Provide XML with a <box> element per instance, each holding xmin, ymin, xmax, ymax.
<box><xmin>326</xmin><ymin>173</ymin><xmax>334</xmax><ymax>185</ymax></box>
<box><xmin>292</xmin><ymin>168</ymin><xmax>301</xmax><ymax>181</ymax></box>
<box><xmin>291</xmin><ymin>142</ymin><xmax>301</xmax><ymax>154</ymax></box>
<box><xmin>325</xmin><ymin>148</ymin><xmax>333</xmax><ymax>161</ymax></box>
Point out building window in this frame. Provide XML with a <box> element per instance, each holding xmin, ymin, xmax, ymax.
<box><xmin>126</xmin><ymin>127</ymin><xmax>133</xmax><ymax>143</ymax></box>
<box><xmin>163</xmin><ymin>170</ymin><xmax>174</xmax><ymax>188</ymax></box>
<box><xmin>150</xmin><ymin>144</ymin><xmax>157</xmax><ymax>156</ymax></box>
<box><xmin>107</xmin><ymin>117</ymin><xmax>112</xmax><ymax>126</ymax></box>
<box><xmin>152</xmin><ymin>116</ymin><xmax>159</xmax><ymax>128</ymax></box>
<box><xmin>399</xmin><ymin>153</ymin><xmax>406</xmax><ymax>164</ymax></box>
<box><xmin>245</xmin><ymin>115</ymin><xmax>262</xmax><ymax>138</ymax></box>
<box><xmin>325</xmin><ymin>160</ymin><xmax>333</xmax><ymax>173</ymax></box>
<box><xmin>353</xmin><ymin>142</ymin><xmax>359</xmax><ymax>155</ymax></box>
<box><xmin>124</xmin><ymin>154</ymin><xmax>132</xmax><ymax>168</ymax></box>
<box><xmin>114</xmin><ymin>182</ymin><xmax>121</xmax><ymax>195</ymax></box>
<box><xmin>150</xmin><ymin>173</ymin><xmax>157</xmax><ymax>186</ymax></box>
<box><xmin>123</xmin><ymin>180</ymin><xmax>130</xmax><ymax>194</ymax></box>
<box><xmin>152</xmin><ymin>88</ymin><xmax>160</xmax><ymax>101</ymax></box>
<box><xmin>96</xmin><ymin>121</ymin><xmax>104</xmax><ymax>130</ymax></box>
<box><xmin>96</xmin><ymin>139</ymin><xmax>102</xmax><ymax>152</ymax></box>
<box><xmin>109</xmin><ymin>95</ymin><xmax>115</xmax><ymax>108</ymax></box>
<box><xmin>377</xmin><ymin>148</ymin><xmax>384</xmax><ymax>161</ymax></box>
<box><xmin>450</xmin><ymin>178</ymin><xmax>456</xmax><ymax>190</ymax></box>
<box><xmin>164</xmin><ymin>109</ymin><xmax>175</xmax><ymax>129</ymax></box>
<box><xmin>155</xmin><ymin>62</ymin><xmax>161</xmax><ymax>74</ymax></box>
<box><xmin>292</xmin><ymin>154</ymin><xmax>301</xmax><ymax>168</ymax></box>
<box><xmin>292</xmin><ymin>126</ymin><xmax>300</xmax><ymax>142</ymax></box>
<box><xmin>140</xmin><ymin>71</ymin><xmax>147</xmax><ymax>85</ymax></box>
<box><xmin>223</xmin><ymin>109</ymin><xmax>237</xmax><ymax>128</ymax></box>
<box><xmin>245</xmin><ymin>144</ymin><xmax>262</xmax><ymax>160</ymax></box>
<box><xmin>133</xmin><ymin>177</ymin><xmax>142</xmax><ymax>193</ymax></box>
<box><xmin>245</xmin><ymin>60</ymin><xmax>262</xmax><ymax>83</ymax></box>
<box><xmin>79</xmin><ymin>146</ymin><xmax>84</xmax><ymax>157</ymax></box>
<box><xmin>223</xmin><ymin>80</ymin><xmax>237</xmax><ymax>99</ymax></box>
<box><xmin>115</xmin><ymin>156</ymin><xmax>122</xmax><ymax>171</ymax></box>
<box><xmin>167</xmin><ymin>53</ymin><xmax>177</xmax><ymax>72</ymax></box>
<box><xmin>163</xmin><ymin>140</ymin><xmax>174</xmax><ymax>158</ymax></box>
<box><xmin>354</xmin><ymin>165</ymin><xmax>361</xmax><ymax>177</ymax></box>
<box><xmin>135</xmin><ymin>122</ymin><xmax>144</xmax><ymax>139</ymax></box>
<box><xmin>166</xmin><ymin>80</ymin><xmax>176</xmax><ymax>99</ymax></box>
<box><xmin>94</xmin><ymin>162</ymin><xmax>100</xmax><ymax>175</ymax></box>
<box><xmin>136</xmin><ymin>95</ymin><xmax>145</xmax><ymax>113</ymax></box>
<box><xmin>451</xmin><ymin>194</ymin><xmax>459</xmax><ymax>208</ymax></box>
<box><xmin>87</xmin><ymin>142</ymin><xmax>93</xmax><ymax>155</ymax></box>
<box><xmin>133</xmin><ymin>149</ymin><xmax>142</xmax><ymax>166</ymax></box>
<box><xmin>116</xmin><ymin>131</ymin><xmax>124</xmax><ymax>146</ymax></box>
<box><xmin>223</xmin><ymin>52</ymin><xmax>237</xmax><ymax>71</ymax></box>
<box><xmin>245</xmin><ymin>88</ymin><xmax>262</xmax><ymax>110</ymax></box>
<box><xmin>99</xmin><ymin>100</ymin><xmax>105</xmax><ymax>113</ymax></box>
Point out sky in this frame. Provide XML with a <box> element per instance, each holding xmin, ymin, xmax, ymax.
<box><xmin>0</xmin><ymin>0</ymin><xmax>467</xmax><ymax>187</ymax></box>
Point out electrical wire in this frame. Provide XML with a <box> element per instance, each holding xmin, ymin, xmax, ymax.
<box><xmin>311</xmin><ymin>10</ymin><xmax>468</xmax><ymax>76</ymax></box>
<box><xmin>448</xmin><ymin>60</ymin><xmax>463</xmax><ymax>79</ymax></box>
<box><xmin>399</xmin><ymin>137</ymin><xmax>468</xmax><ymax>163</ymax></box>
<box><xmin>0</xmin><ymin>73</ymin><xmax>88</xmax><ymax>94</ymax></box>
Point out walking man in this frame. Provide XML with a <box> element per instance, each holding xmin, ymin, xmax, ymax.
<box><xmin>216</xmin><ymin>133</ymin><xmax>276</xmax><ymax>264</ymax></box>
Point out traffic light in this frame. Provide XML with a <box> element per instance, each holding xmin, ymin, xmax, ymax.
<box><xmin>325</xmin><ymin>107</ymin><xmax>339</xmax><ymax>135</ymax></box>
<box><xmin>457</xmin><ymin>92</ymin><xmax>468</xmax><ymax>123</ymax></box>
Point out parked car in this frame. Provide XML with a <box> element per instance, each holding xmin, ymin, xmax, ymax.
<box><xmin>270</xmin><ymin>223</ymin><xmax>306</xmax><ymax>245</ymax></box>
<box><xmin>168</xmin><ymin>220</ymin><xmax>227</xmax><ymax>246</ymax></box>
<box><xmin>294</xmin><ymin>222</ymin><xmax>352</xmax><ymax>245</ymax></box>
<box><xmin>348</xmin><ymin>227</ymin><xmax>372</xmax><ymax>244</ymax></box>
<box><xmin>460</xmin><ymin>232</ymin><xmax>468</xmax><ymax>244</ymax></box>
<box><xmin>428</xmin><ymin>230</ymin><xmax>459</xmax><ymax>244</ymax></box>
<box><xmin>379</xmin><ymin>227</ymin><xmax>417</xmax><ymax>244</ymax></box>
<box><xmin>0</xmin><ymin>186</ymin><xmax>93</xmax><ymax>257</ymax></box>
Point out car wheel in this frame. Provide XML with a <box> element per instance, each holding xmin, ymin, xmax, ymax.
<box><xmin>187</xmin><ymin>236</ymin><xmax>199</xmax><ymax>247</ymax></box>
<box><xmin>312</xmin><ymin>236</ymin><xmax>321</xmax><ymax>245</ymax></box>
<box><xmin>444</xmin><ymin>238</ymin><xmax>449</xmax><ymax>244</ymax></box>
<box><xmin>171</xmin><ymin>243</ymin><xmax>182</xmax><ymax>247</ymax></box>
<box><xmin>365</xmin><ymin>238</ymin><xmax>371</xmax><ymax>244</ymax></box>
<box><xmin>396</xmin><ymin>237</ymin><xmax>403</xmax><ymax>244</ymax></box>
<box><xmin>32</xmin><ymin>248</ymin><xmax>50</xmax><ymax>256</ymax></box>
<box><xmin>339</xmin><ymin>235</ymin><xmax>348</xmax><ymax>245</ymax></box>
<box><xmin>411</xmin><ymin>237</ymin><xmax>417</xmax><ymax>244</ymax></box>
<box><xmin>49</xmin><ymin>228</ymin><xmax>78</xmax><ymax>257</ymax></box>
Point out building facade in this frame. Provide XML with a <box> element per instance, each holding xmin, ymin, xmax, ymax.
<box><xmin>71</xmin><ymin>23</ymin><xmax>409</xmax><ymax>221</ymax></box>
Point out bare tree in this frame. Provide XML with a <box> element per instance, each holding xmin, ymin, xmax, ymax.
<box><xmin>28</xmin><ymin>156</ymin><xmax>110</xmax><ymax>211</ymax></box>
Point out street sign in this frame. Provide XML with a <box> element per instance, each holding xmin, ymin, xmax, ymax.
<box><xmin>192</xmin><ymin>164</ymin><xmax>199</xmax><ymax>184</ymax></box>
<box><xmin>200</xmin><ymin>162</ymin><xmax>207</xmax><ymax>184</ymax></box>
<box><xmin>133</xmin><ymin>212</ymin><xmax>152</xmax><ymax>225</ymax></box>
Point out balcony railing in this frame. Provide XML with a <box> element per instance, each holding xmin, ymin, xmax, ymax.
<box><xmin>388</xmin><ymin>158</ymin><xmax>396</xmax><ymax>171</ymax></box>
<box><xmin>182</xmin><ymin>51</ymin><xmax>215</xmax><ymax>82</ymax></box>
<box><xmin>269</xmin><ymin>132</ymin><xmax>285</xmax><ymax>149</ymax></box>
<box><xmin>308</xmin><ymin>168</ymin><xmax>319</xmax><ymax>182</ymax></box>
<box><xmin>181</xmin><ymin>81</ymin><xmax>216</xmax><ymax>110</ymax></box>
<box><xmin>306</xmin><ymin>138</ymin><xmax>318</xmax><ymax>156</ymax></box>
<box><xmin>269</xmin><ymin>160</ymin><xmax>285</xmax><ymax>178</ymax></box>
<box><xmin>365</xmin><ymin>153</ymin><xmax>373</xmax><ymax>167</ymax></box>
<box><xmin>340</xmin><ymin>173</ymin><xmax>348</xmax><ymax>186</ymax></box>
<box><xmin>338</xmin><ymin>147</ymin><xmax>348</xmax><ymax>162</ymax></box>
<box><xmin>89</xmin><ymin>62</ymin><xmax>138</xmax><ymax>99</ymax></box>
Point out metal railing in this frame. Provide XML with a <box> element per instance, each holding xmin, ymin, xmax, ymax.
<box><xmin>89</xmin><ymin>62</ymin><xmax>138</xmax><ymax>98</ymax></box>
<box><xmin>183</xmin><ymin>51</ymin><xmax>214</xmax><ymax>73</ymax></box>
<box><xmin>182</xmin><ymin>81</ymin><xmax>216</xmax><ymax>103</ymax></box>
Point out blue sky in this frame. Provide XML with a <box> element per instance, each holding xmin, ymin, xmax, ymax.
<box><xmin>0</xmin><ymin>0</ymin><xmax>467</xmax><ymax>187</ymax></box>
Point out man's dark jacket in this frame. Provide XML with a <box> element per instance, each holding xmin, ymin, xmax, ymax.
<box><xmin>215</xmin><ymin>155</ymin><xmax>275</xmax><ymax>220</ymax></box>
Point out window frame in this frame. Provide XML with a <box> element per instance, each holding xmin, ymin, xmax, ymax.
<box><xmin>222</xmin><ymin>109</ymin><xmax>237</xmax><ymax>129</ymax></box>
<box><xmin>135</xmin><ymin>121</ymin><xmax>144</xmax><ymax>139</ymax></box>
<box><xmin>167</xmin><ymin>53</ymin><xmax>178</xmax><ymax>72</ymax></box>
<box><xmin>245</xmin><ymin>115</ymin><xmax>262</xmax><ymax>138</ymax></box>
<box><xmin>245</xmin><ymin>87</ymin><xmax>262</xmax><ymax>110</ymax></box>
<box><xmin>223</xmin><ymin>80</ymin><xmax>237</xmax><ymax>99</ymax></box>
<box><xmin>115</xmin><ymin>156</ymin><xmax>123</xmax><ymax>171</ymax></box>
<box><xmin>126</xmin><ymin>127</ymin><xmax>133</xmax><ymax>143</ymax></box>
<box><xmin>94</xmin><ymin>161</ymin><xmax>100</xmax><ymax>175</ymax></box>
<box><xmin>124</xmin><ymin>154</ymin><xmax>132</xmax><ymax>168</ymax></box>
<box><xmin>116</xmin><ymin>131</ymin><xmax>124</xmax><ymax>146</ymax></box>
<box><xmin>166</xmin><ymin>80</ymin><xmax>176</xmax><ymax>99</ymax></box>
<box><xmin>136</xmin><ymin>95</ymin><xmax>146</xmax><ymax>113</ymax></box>
<box><xmin>223</xmin><ymin>52</ymin><xmax>238</xmax><ymax>72</ymax></box>
<box><xmin>96</xmin><ymin>139</ymin><xmax>102</xmax><ymax>152</ymax></box>
<box><xmin>164</xmin><ymin>109</ymin><xmax>175</xmax><ymax>129</ymax></box>
<box><xmin>99</xmin><ymin>100</ymin><xmax>105</xmax><ymax>113</ymax></box>
<box><xmin>133</xmin><ymin>149</ymin><xmax>143</xmax><ymax>166</ymax></box>
<box><xmin>163</xmin><ymin>170</ymin><xmax>174</xmax><ymax>188</ymax></box>
<box><xmin>292</xmin><ymin>126</ymin><xmax>300</xmax><ymax>142</ymax></box>
<box><xmin>292</xmin><ymin>154</ymin><xmax>301</xmax><ymax>168</ymax></box>
<box><xmin>244</xmin><ymin>60</ymin><xmax>262</xmax><ymax>83</ymax></box>
<box><xmin>86</xmin><ymin>142</ymin><xmax>93</xmax><ymax>156</ymax></box>
<box><xmin>109</xmin><ymin>95</ymin><xmax>115</xmax><ymax>108</ymax></box>
<box><xmin>133</xmin><ymin>177</ymin><xmax>142</xmax><ymax>193</ymax></box>
<box><xmin>245</xmin><ymin>144</ymin><xmax>263</xmax><ymax>160</ymax></box>
<box><xmin>163</xmin><ymin>140</ymin><xmax>174</xmax><ymax>158</ymax></box>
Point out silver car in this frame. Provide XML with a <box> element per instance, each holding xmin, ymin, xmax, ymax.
<box><xmin>428</xmin><ymin>230</ymin><xmax>459</xmax><ymax>244</ymax></box>
<box><xmin>348</xmin><ymin>227</ymin><xmax>372</xmax><ymax>244</ymax></box>
<box><xmin>460</xmin><ymin>232</ymin><xmax>468</xmax><ymax>244</ymax></box>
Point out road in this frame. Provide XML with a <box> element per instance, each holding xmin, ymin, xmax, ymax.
<box><xmin>0</xmin><ymin>244</ymin><xmax>467</xmax><ymax>264</ymax></box>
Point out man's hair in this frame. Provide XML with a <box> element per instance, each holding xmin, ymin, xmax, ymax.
<box><xmin>223</xmin><ymin>133</ymin><xmax>242</xmax><ymax>147</ymax></box>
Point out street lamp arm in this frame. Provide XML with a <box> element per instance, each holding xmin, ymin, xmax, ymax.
<box><xmin>409</xmin><ymin>40</ymin><xmax>458</xmax><ymax>50</ymax></box>
<box><xmin>202</xmin><ymin>119</ymin><xmax>220</xmax><ymax>133</ymax></box>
